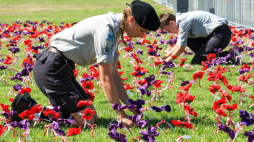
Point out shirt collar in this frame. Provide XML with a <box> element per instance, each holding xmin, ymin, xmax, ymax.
<box><xmin>176</xmin><ymin>12</ymin><xmax>182</xmax><ymax>28</ymax></box>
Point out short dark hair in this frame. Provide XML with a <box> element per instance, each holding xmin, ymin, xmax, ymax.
<box><xmin>159</xmin><ymin>13</ymin><xmax>176</xmax><ymax>29</ymax></box>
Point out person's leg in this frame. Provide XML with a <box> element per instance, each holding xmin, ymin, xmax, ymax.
<box><xmin>187</xmin><ymin>37</ymin><xmax>205</xmax><ymax>53</ymax></box>
<box><xmin>191</xmin><ymin>27</ymin><xmax>232</xmax><ymax>64</ymax></box>
<box><xmin>70</xmin><ymin>105</ymin><xmax>96</xmax><ymax>127</ymax></box>
<box><xmin>71</xmin><ymin>78</ymin><xmax>98</xmax><ymax>122</ymax></box>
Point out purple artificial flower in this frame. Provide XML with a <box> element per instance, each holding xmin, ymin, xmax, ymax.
<box><xmin>239</xmin><ymin>68</ymin><xmax>249</xmax><ymax>75</ymax></box>
<box><xmin>64</xmin><ymin>119</ymin><xmax>76</xmax><ymax>126</ymax></box>
<box><xmin>135</xmin><ymin>71</ymin><xmax>146</xmax><ymax>77</ymax></box>
<box><xmin>1</xmin><ymin>110</ymin><xmax>17</xmax><ymax>118</ymax></box>
<box><xmin>109</xmin><ymin>122</ymin><xmax>124</xmax><ymax>131</ymax></box>
<box><xmin>111</xmin><ymin>103</ymin><xmax>127</xmax><ymax>111</ymax></box>
<box><xmin>136</xmin><ymin>49</ymin><xmax>143</xmax><ymax>55</ymax></box>
<box><xmin>214</xmin><ymin>48</ymin><xmax>223</xmax><ymax>53</ymax></box>
<box><xmin>138</xmin><ymin>120</ymin><xmax>148</xmax><ymax>127</ymax></box>
<box><xmin>127</xmin><ymin>41</ymin><xmax>134</xmax><ymax>49</ymax></box>
<box><xmin>181</xmin><ymin>81</ymin><xmax>190</xmax><ymax>86</ymax></box>
<box><xmin>161</xmin><ymin>60</ymin><xmax>175</xmax><ymax>70</ymax></box>
<box><xmin>160</xmin><ymin>71</ymin><xmax>173</xmax><ymax>76</ymax></box>
<box><xmin>13</xmin><ymin>84</ymin><xmax>23</xmax><ymax>91</ymax></box>
<box><xmin>108</xmin><ymin>130</ymin><xmax>127</xmax><ymax>142</ymax></box>
<box><xmin>147</xmin><ymin>50</ymin><xmax>160</xmax><ymax>57</ymax></box>
<box><xmin>151</xmin><ymin>106</ymin><xmax>161</xmax><ymax>112</ymax></box>
<box><xmin>146</xmin><ymin>44</ymin><xmax>153</xmax><ymax>48</ymax></box>
<box><xmin>20</xmin><ymin>68</ymin><xmax>29</xmax><ymax>76</ymax></box>
<box><xmin>145</xmin><ymin>75</ymin><xmax>155</xmax><ymax>83</ymax></box>
<box><xmin>140</xmin><ymin>126</ymin><xmax>159</xmax><ymax>142</ymax></box>
<box><xmin>151</xmin><ymin>105</ymin><xmax>171</xmax><ymax>112</ymax></box>
<box><xmin>20</xmin><ymin>119</ymin><xmax>30</xmax><ymax>131</ymax></box>
<box><xmin>0</xmin><ymin>65</ymin><xmax>7</xmax><ymax>70</ymax></box>
<box><xmin>239</xmin><ymin>110</ymin><xmax>254</xmax><ymax>126</ymax></box>
<box><xmin>143</xmin><ymin>75</ymin><xmax>157</xmax><ymax>89</ymax></box>
<box><xmin>55</xmin><ymin>129</ymin><xmax>66</xmax><ymax>136</ymax></box>
<box><xmin>250</xmin><ymin>53</ymin><xmax>254</xmax><ymax>58</ymax></box>
<box><xmin>8</xmin><ymin>47</ymin><xmax>20</xmax><ymax>54</ymax></box>
<box><xmin>135</xmin><ymin>41</ymin><xmax>142</xmax><ymax>45</ymax></box>
<box><xmin>52</xmin><ymin>121</ymin><xmax>60</xmax><ymax>130</ymax></box>
<box><xmin>217</xmin><ymin>124</ymin><xmax>235</xmax><ymax>140</ymax></box>
<box><xmin>160</xmin><ymin>30</ymin><xmax>168</xmax><ymax>34</ymax></box>
<box><xmin>10</xmin><ymin>121</ymin><xmax>22</xmax><ymax>128</ymax></box>
<box><xmin>93</xmin><ymin>63</ymin><xmax>98</xmax><ymax>67</ymax></box>
<box><xmin>137</xmin><ymin>86</ymin><xmax>151</xmax><ymax>97</ymax></box>
<box><xmin>129</xmin><ymin>115</ymin><xmax>142</xmax><ymax>123</ymax></box>
<box><xmin>250</xmin><ymin>35</ymin><xmax>254</xmax><ymax>40</ymax></box>
<box><xmin>244</xmin><ymin>130</ymin><xmax>254</xmax><ymax>142</ymax></box>
<box><xmin>128</xmin><ymin>99</ymin><xmax>145</xmax><ymax>113</ymax></box>
<box><xmin>10</xmin><ymin>73</ymin><xmax>23</xmax><ymax>81</ymax></box>
<box><xmin>155</xmin><ymin>46</ymin><xmax>162</xmax><ymax>50</ymax></box>
<box><xmin>38</xmin><ymin>37</ymin><xmax>45</xmax><ymax>42</ymax></box>
<box><xmin>154</xmin><ymin>33</ymin><xmax>161</xmax><ymax>38</ymax></box>
<box><xmin>54</xmin><ymin>106</ymin><xmax>60</xmax><ymax>113</ymax></box>
<box><xmin>23</xmin><ymin>63</ymin><xmax>33</xmax><ymax>72</ymax></box>
<box><xmin>160</xmin><ymin>105</ymin><xmax>171</xmax><ymax>112</ymax></box>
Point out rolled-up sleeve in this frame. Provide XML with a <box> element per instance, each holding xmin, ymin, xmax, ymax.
<box><xmin>177</xmin><ymin>20</ymin><xmax>192</xmax><ymax>46</ymax></box>
<box><xmin>94</xmin><ymin>24</ymin><xmax>115</xmax><ymax>64</ymax></box>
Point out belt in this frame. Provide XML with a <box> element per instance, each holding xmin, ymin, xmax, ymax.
<box><xmin>215</xmin><ymin>25</ymin><xmax>229</xmax><ymax>31</ymax></box>
<box><xmin>48</xmin><ymin>46</ymin><xmax>67</xmax><ymax>59</ymax></box>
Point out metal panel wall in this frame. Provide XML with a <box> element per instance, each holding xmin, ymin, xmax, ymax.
<box><xmin>153</xmin><ymin>0</ymin><xmax>254</xmax><ymax>29</ymax></box>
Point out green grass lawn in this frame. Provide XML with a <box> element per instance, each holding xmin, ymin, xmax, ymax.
<box><xmin>0</xmin><ymin>0</ymin><xmax>253</xmax><ymax>142</ymax></box>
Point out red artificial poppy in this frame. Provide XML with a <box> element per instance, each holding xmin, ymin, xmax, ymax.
<box><xmin>132</xmin><ymin>53</ymin><xmax>143</xmax><ymax>64</ymax></box>
<box><xmin>201</xmin><ymin>61</ymin><xmax>207</xmax><ymax>70</ymax></box>
<box><xmin>124</xmin><ymin>84</ymin><xmax>134</xmax><ymax>90</ymax></box>
<box><xmin>214</xmin><ymin>66</ymin><xmax>227</xmax><ymax>74</ymax></box>
<box><xmin>207</xmin><ymin>72</ymin><xmax>220</xmax><ymax>82</ymax></box>
<box><xmin>208</xmin><ymin>84</ymin><xmax>221</xmax><ymax>94</ymax></box>
<box><xmin>154</xmin><ymin>60</ymin><xmax>163</xmax><ymax>67</ymax></box>
<box><xmin>154</xmin><ymin>80</ymin><xmax>163</xmax><ymax>88</ymax></box>
<box><xmin>180</xmin><ymin>83</ymin><xmax>192</xmax><ymax>92</ymax></box>
<box><xmin>30</xmin><ymin>105</ymin><xmax>43</xmax><ymax>115</ymax></box>
<box><xmin>213</xmin><ymin>108</ymin><xmax>227</xmax><ymax>117</ymax></box>
<box><xmin>240</xmin><ymin>63</ymin><xmax>251</xmax><ymax>71</ymax></box>
<box><xmin>9</xmin><ymin>98</ymin><xmax>14</xmax><ymax>103</ymax></box>
<box><xmin>82</xmin><ymin>72</ymin><xmax>89</xmax><ymax>78</ymax></box>
<box><xmin>73</xmin><ymin>69</ymin><xmax>79</xmax><ymax>77</ymax></box>
<box><xmin>124</xmin><ymin>46</ymin><xmax>133</xmax><ymax>52</ymax></box>
<box><xmin>0</xmin><ymin>103</ymin><xmax>10</xmax><ymax>113</ymax></box>
<box><xmin>179</xmin><ymin>58</ymin><xmax>185</xmax><ymax>66</ymax></box>
<box><xmin>171</xmin><ymin>120</ymin><xmax>193</xmax><ymax>129</ymax></box>
<box><xmin>176</xmin><ymin>92</ymin><xmax>184</xmax><ymax>104</ymax></box>
<box><xmin>184</xmin><ymin>105</ymin><xmax>198</xmax><ymax>117</ymax></box>
<box><xmin>77</xmin><ymin>100</ymin><xmax>92</xmax><ymax>108</ymax></box>
<box><xmin>0</xmin><ymin>124</ymin><xmax>7</xmax><ymax>137</ymax></box>
<box><xmin>222</xmin><ymin>103</ymin><xmax>237</xmax><ymax>112</ymax></box>
<box><xmin>212</xmin><ymin>97</ymin><xmax>227</xmax><ymax>109</ymax></box>
<box><xmin>67</xmin><ymin>126</ymin><xmax>81</xmax><ymax>137</ymax></box>
<box><xmin>137</xmin><ymin>79</ymin><xmax>147</xmax><ymax>86</ymax></box>
<box><xmin>231</xmin><ymin>85</ymin><xmax>246</xmax><ymax>93</ymax></box>
<box><xmin>117</xmin><ymin>61</ymin><xmax>122</xmax><ymax>69</ymax></box>
<box><xmin>18</xmin><ymin>87</ymin><xmax>32</xmax><ymax>94</ymax></box>
<box><xmin>82</xmin><ymin>80</ymin><xmax>94</xmax><ymax>90</ymax></box>
<box><xmin>251</xmin><ymin>96</ymin><xmax>254</xmax><ymax>101</ymax></box>
<box><xmin>18</xmin><ymin>110</ymin><xmax>35</xmax><ymax>121</ymax></box>
<box><xmin>182</xmin><ymin>93</ymin><xmax>195</xmax><ymax>104</ymax></box>
<box><xmin>238</xmin><ymin>73</ymin><xmax>252</xmax><ymax>83</ymax></box>
<box><xmin>82</xmin><ymin>108</ymin><xmax>95</xmax><ymax>120</ymax></box>
<box><xmin>153</xmin><ymin>39</ymin><xmax>157</xmax><ymax>44</ymax></box>
<box><xmin>220</xmin><ymin>91</ymin><xmax>232</xmax><ymax>102</ymax></box>
<box><xmin>146</xmin><ymin>40</ymin><xmax>151</xmax><ymax>44</ymax></box>
<box><xmin>193</xmin><ymin>72</ymin><xmax>204</xmax><ymax>81</ymax></box>
<box><xmin>206</xmin><ymin>53</ymin><xmax>216</xmax><ymax>61</ymax></box>
<box><xmin>43</xmin><ymin>109</ymin><xmax>60</xmax><ymax>119</ymax></box>
<box><xmin>87</xmin><ymin>91</ymin><xmax>95</xmax><ymax>102</ymax></box>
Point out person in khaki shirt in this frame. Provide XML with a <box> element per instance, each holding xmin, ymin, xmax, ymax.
<box><xmin>159</xmin><ymin>11</ymin><xmax>242</xmax><ymax>65</ymax></box>
<box><xmin>33</xmin><ymin>0</ymin><xmax>160</xmax><ymax>127</ymax></box>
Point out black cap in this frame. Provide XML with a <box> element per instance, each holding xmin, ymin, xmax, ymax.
<box><xmin>130</xmin><ymin>0</ymin><xmax>160</xmax><ymax>31</ymax></box>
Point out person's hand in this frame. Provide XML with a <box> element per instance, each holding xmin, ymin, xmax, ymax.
<box><xmin>129</xmin><ymin>107</ymin><xmax>140</xmax><ymax>116</ymax></box>
<box><xmin>120</xmin><ymin>112</ymin><xmax>139</xmax><ymax>128</ymax></box>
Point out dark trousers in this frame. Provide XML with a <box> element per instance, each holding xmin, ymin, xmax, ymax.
<box><xmin>187</xmin><ymin>25</ymin><xmax>232</xmax><ymax>64</ymax></box>
<box><xmin>33</xmin><ymin>47</ymin><xmax>89</xmax><ymax>114</ymax></box>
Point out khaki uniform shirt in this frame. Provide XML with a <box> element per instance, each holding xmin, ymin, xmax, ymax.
<box><xmin>49</xmin><ymin>12</ymin><xmax>122</xmax><ymax>66</ymax></box>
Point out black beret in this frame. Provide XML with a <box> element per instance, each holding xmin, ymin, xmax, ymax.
<box><xmin>130</xmin><ymin>0</ymin><xmax>160</xmax><ymax>31</ymax></box>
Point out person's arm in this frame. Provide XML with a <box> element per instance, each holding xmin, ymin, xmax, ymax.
<box><xmin>162</xmin><ymin>44</ymin><xmax>179</xmax><ymax>60</ymax></box>
<box><xmin>98</xmin><ymin>63</ymin><xmax>135</xmax><ymax>127</ymax></box>
<box><xmin>111</xmin><ymin>62</ymin><xmax>139</xmax><ymax>115</ymax></box>
<box><xmin>163</xmin><ymin>44</ymin><xmax>186</xmax><ymax>61</ymax></box>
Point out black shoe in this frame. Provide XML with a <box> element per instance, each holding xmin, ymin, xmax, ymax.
<box><xmin>228</xmin><ymin>48</ymin><xmax>242</xmax><ymax>65</ymax></box>
<box><xmin>10</xmin><ymin>93</ymin><xmax>37</xmax><ymax>122</ymax></box>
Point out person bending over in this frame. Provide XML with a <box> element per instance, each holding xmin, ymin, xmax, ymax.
<box><xmin>159</xmin><ymin>11</ymin><xmax>241</xmax><ymax>65</ymax></box>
